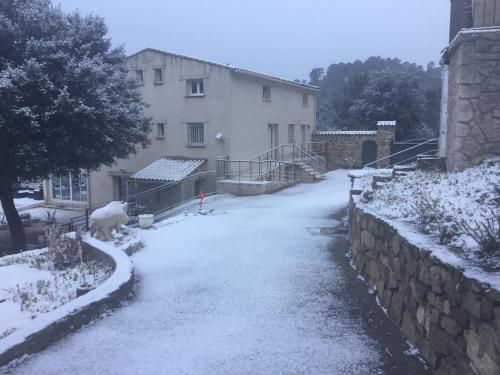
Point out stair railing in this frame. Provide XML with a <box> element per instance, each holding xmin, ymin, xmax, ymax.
<box><xmin>363</xmin><ymin>138</ymin><xmax>438</xmax><ymax>169</ymax></box>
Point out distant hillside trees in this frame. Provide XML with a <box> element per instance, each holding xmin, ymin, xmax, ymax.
<box><xmin>311</xmin><ymin>57</ymin><xmax>441</xmax><ymax>140</ymax></box>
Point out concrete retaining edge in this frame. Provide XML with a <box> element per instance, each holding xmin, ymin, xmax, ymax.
<box><xmin>0</xmin><ymin>236</ymin><xmax>134</xmax><ymax>369</ymax></box>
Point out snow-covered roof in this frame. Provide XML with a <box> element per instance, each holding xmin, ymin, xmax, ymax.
<box><xmin>314</xmin><ymin>130</ymin><xmax>377</xmax><ymax>136</ymax></box>
<box><xmin>131</xmin><ymin>159</ymin><xmax>205</xmax><ymax>182</ymax></box>
<box><xmin>377</xmin><ymin>121</ymin><xmax>397</xmax><ymax>127</ymax></box>
<box><xmin>128</xmin><ymin>48</ymin><xmax>319</xmax><ymax>92</ymax></box>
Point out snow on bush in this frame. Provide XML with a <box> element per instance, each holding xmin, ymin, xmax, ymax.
<box><xmin>0</xmin><ymin>230</ymin><xmax>113</xmax><ymax>340</ymax></box>
<box><xmin>359</xmin><ymin>158</ymin><xmax>500</xmax><ymax>270</ymax></box>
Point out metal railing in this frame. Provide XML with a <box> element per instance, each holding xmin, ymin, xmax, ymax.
<box><xmin>56</xmin><ymin>171</ymin><xmax>216</xmax><ymax>233</ymax></box>
<box><xmin>216</xmin><ymin>159</ymin><xmax>305</xmax><ymax>183</ymax></box>
<box><xmin>390</xmin><ymin>148</ymin><xmax>439</xmax><ymax>169</ymax></box>
<box><xmin>363</xmin><ymin>138</ymin><xmax>439</xmax><ymax>169</ymax></box>
<box><xmin>249</xmin><ymin>142</ymin><xmax>327</xmax><ymax>175</ymax></box>
<box><xmin>127</xmin><ymin>171</ymin><xmax>216</xmax><ymax>219</ymax></box>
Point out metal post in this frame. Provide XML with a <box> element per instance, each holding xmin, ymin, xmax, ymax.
<box><xmin>85</xmin><ymin>208</ymin><xmax>89</xmax><ymax>231</ymax></box>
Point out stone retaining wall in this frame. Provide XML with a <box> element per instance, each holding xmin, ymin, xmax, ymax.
<box><xmin>0</xmin><ymin>239</ymin><xmax>134</xmax><ymax>368</ymax></box>
<box><xmin>348</xmin><ymin>198</ymin><xmax>500</xmax><ymax>375</ymax></box>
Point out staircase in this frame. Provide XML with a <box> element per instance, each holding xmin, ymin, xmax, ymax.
<box><xmin>216</xmin><ymin>143</ymin><xmax>327</xmax><ymax>186</ymax></box>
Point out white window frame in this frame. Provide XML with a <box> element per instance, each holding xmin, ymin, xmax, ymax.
<box><xmin>136</xmin><ymin>69</ymin><xmax>144</xmax><ymax>84</ymax></box>
<box><xmin>302</xmin><ymin>93</ymin><xmax>309</xmax><ymax>107</ymax></box>
<box><xmin>288</xmin><ymin>124</ymin><xmax>295</xmax><ymax>143</ymax></box>
<box><xmin>156</xmin><ymin>123</ymin><xmax>165</xmax><ymax>139</ymax></box>
<box><xmin>187</xmin><ymin>123</ymin><xmax>205</xmax><ymax>146</ymax></box>
<box><xmin>154</xmin><ymin>68</ymin><xmax>163</xmax><ymax>85</ymax></box>
<box><xmin>300</xmin><ymin>124</ymin><xmax>308</xmax><ymax>144</ymax></box>
<box><xmin>187</xmin><ymin>79</ymin><xmax>204</xmax><ymax>96</ymax></box>
<box><xmin>50</xmin><ymin>171</ymin><xmax>88</xmax><ymax>203</ymax></box>
<box><xmin>263</xmin><ymin>85</ymin><xmax>271</xmax><ymax>101</ymax></box>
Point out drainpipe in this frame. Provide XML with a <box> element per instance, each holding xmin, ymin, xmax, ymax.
<box><xmin>439</xmin><ymin>64</ymin><xmax>449</xmax><ymax>158</ymax></box>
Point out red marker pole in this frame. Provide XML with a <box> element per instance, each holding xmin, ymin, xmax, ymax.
<box><xmin>199</xmin><ymin>191</ymin><xmax>205</xmax><ymax>211</ymax></box>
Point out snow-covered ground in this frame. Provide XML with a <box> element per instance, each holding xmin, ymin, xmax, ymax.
<box><xmin>0</xmin><ymin>249</ymin><xmax>112</xmax><ymax>342</ymax></box>
<box><xmin>4</xmin><ymin>170</ymin><xmax>392</xmax><ymax>375</ymax></box>
<box><xmin>357</xmin><ymin>159</ymin><xmax>500</xmax><ymax>273</ymax></box>
<box><xmin>0</xmin><ymin>198</ymin><xmax>43</xmax><ymax>216</ymax></box>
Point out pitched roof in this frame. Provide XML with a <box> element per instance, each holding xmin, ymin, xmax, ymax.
<box><xmin>131</xmin><ymin>159</ymin><xmax>205</xmax><ymax>182</ymax></box>
<box><xmin>314</xmin><ymin>130</ymin><xmax>377</xmax><ymax>136</ymax></box>
<box><xmin>128</xmin><ymin>48</ymin><xmax>319</xmax><ymax>91</ymax></box>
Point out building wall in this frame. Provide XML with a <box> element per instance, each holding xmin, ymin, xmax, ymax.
<box><xmin>473</xmin><ymin>0</ymin><xmax>500</xmax><ymax>27</ymax></box>
<box><xmin>446</xmin><ymin>29</ymin><xmax>500</xmax><ymax>171</ymax></box>
<box><xmin>50</xmin><ymin>50</ymin><xmax>317</xmax><ymax>208</ymax></box>
<box><xmin>227</xmin><ymin>72</ymin><xmax>316</xmax><ymax>162</ymax></box>
<box><xmin>312</xmin><ymin>125</ymin><xmax>396</xmax><ymax>170</ymax></box>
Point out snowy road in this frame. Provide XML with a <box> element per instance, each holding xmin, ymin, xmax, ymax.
<box><xmin>5</xmin><ymin>170</ymin><xmax>421</xmax><ymax>374</ymax></box>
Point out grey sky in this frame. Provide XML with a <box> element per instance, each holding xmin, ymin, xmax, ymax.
<box><xmin>56</xmin><ymin>0</ymin><xmax>450</xmax><ymax>81</ymax></box>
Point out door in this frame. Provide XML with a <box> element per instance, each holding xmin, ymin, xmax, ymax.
<box><xmin>300</xmin><ymin>125</ymin><xmax>307</xmax><ymax>144</ymax></box>
<box><xmin>361</xmin><ymin>141</ymin><xmax>378</xmax><ymax>167</ymax></box>
<box><xmin>269</xmin><ymin>124</ymin><xmax>279</xmax><ymax>159</ymax></box>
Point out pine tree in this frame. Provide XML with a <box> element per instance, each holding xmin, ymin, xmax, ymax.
<box><xmin>0</xmin><ymin>0</ymin><xmax>151</xmax><ymax>252</ymax></box>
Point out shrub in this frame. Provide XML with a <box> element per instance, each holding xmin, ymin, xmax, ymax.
<box><xmin>410</xmin><ymin>191</ymin><xmax>445</xmax><ymax>231</ymax></box>
<box><xmin>45</xmin><ymin>227</ymin><xmax>83</xmax><ymax>270</ymax></box>
<box><xmin>460</xmin><ymin>213</ymin><xmax>500</xmax><ymax>255</ymax></box>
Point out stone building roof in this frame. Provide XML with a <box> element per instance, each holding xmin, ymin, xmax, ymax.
<box><xmin>131</xmin><ymin>159</ymin><xmax>205</xmax><ymax>182</ymax></box>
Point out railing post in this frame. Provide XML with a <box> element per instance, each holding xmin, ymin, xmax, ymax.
<box><xmin>85</xmin><ymin>208</ymin><xmax>89</xmax><ymax>231</ymax></box>
<box><xmin>238</xmin><ymin>161</ymin><xmax>241</xmax><ymax>183</ymax></box>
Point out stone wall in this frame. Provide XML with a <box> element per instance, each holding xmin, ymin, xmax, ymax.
<box><xmin>312</xmin><ymin>122</ymin><xmax>396</xmax><ymax>170</ymax></box>
<box><xmin>348</xmin><ymin>198</ymin><xmax>500</xmax><ymax>375</ymax></box>
<box><xmin>446</xmin><ymin>28</ymin><xmax>500</xmax><ymax>171</ymax></box>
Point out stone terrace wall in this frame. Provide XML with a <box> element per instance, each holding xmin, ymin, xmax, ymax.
<box><xmin>349</xmin><ymin>199</ymin><xmax>500</xmax><ymax>375</ymax></box>
<box><xmin>313</xmin><ymin>122</ymin><xmax>396</xmax><ymax>170</ymax></box>
<box><xmin>446</xmin><ymin>28</ymin><xmax>500</xmax><ymax>171</ymax></box>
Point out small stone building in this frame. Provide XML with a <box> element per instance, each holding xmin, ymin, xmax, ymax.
<box><xmin>312</xmin><ymin>121</ymin><xmax>396</xmax><ymax>170</ymax></box>
<box><xmin>443</xmin><ymin>0</ymin><xmax>500</xmax><ymax>171</ymax></box>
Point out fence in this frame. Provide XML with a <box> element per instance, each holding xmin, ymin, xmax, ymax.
<box><xmin>57</xmin><ymin>171</ymin><xmax>217</xmax><ymax>233</ymax></box>
<box><xmin>216</xmin><ymin>159</ymin><xmax>306</xmax><ymax>183</ymax></box>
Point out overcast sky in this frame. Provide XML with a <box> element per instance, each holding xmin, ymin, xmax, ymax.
<box><xmin>56</xmin><ymin>0</ymin><xmax>450</xmax><ymax>81</ymax></box>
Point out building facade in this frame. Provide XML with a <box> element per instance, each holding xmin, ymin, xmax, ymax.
<box><xmin>43</xmin><ymin>49</ymin><xmax>317</xmax><ymax>208</ymax></box>
<box><xmin>442</xmin><ymin>0</ymin><xmax>500</xmax><ymax>171</ymax></box>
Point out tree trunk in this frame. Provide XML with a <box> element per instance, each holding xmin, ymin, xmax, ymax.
<box><xmin>0</xmin><ymin>180</ymin><xmax>27</xmax><ymax>253</ymax></box>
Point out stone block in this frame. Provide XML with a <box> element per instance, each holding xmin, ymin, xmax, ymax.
<box><xmin>430</xmin><ymin>266</ymin><xmax>446</xmax><ymax>294</ymax></box>
<box><xmin>429</xmin><ymin>325</ymin><xmax>453</xmax><ymax>355</ymax></box>
<box><xmin>465</xmin><ymin>329</ymin><xmax>500</xmax><ymax>375</ymax></box>
<box><xmin>401</xmin><ymin>310</ymin><xmax>421</xmax><ymax>344</ymax></box>
<box><xmin>428</xmin><ymin>291</ymin><xmax>451</xmax><ymax>315</ymax></box>
<box><xmin>391</xmin><ymin>235</ymin><xmax>401</xmax><ymax>256</ymax></box>
<box><xmin>462</xmin><ymin>292</ymin><xmax>482</xmax><ymax>319</ymax></box>
<box><xmin>441</xmin><ymin>315</ymin><xmax>462</xmax><ymax>338</ymax></box>
<box><xmin>389</xmin><ymin>290</ymin><xmax>404</xmax><ymax>324</ymax></box>
<box><xmin>411</xmin><ymin>278</ymin><xmax>429</xmax><ymax>304</ymax></box>
<box><xmin>360</xmin><ymin>230</ymin><xmax>375</xmax><ymax>249</ymax></box>
<box><xmin>418</xmin><ymin>261</ymin><xmax>432</xmax><ymax>285</ymax></box>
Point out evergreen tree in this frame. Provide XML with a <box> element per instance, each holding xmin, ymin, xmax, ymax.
<box><xmin>313</xmin><ymin>57</ymin><xmax>441</xmax><ymax>139</ymax></box>
<box><xmin>0</xmin><ymin>0</ymin><xmax>151</xmax><ymax>252</ymax></box>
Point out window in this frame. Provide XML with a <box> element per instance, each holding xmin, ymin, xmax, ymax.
<box><xmin>302</xmin><ymin>93</ymin><xmax>309</xmax><ymax>107</ymax></box>
<box><xmin>136</xmin><ymin>70</ymin><xmax>144</xmax><ymax>83</ymax></box>
<box><xmin>156</xmin><ymin>123</ymin><xmax>165</xmax><ymax>139</ymax></box>
<box><xmin>188</xmin><ymin>123</ymin><xmax>204</xmax><ymax>145</ymax></box>
<box><xmin>300</xmin><ymin>124</ymin><xmax>307</xmax><ymax>144</ymax></box>
<box><xmin>51</xmin><ymin>172</ymin><xmax>88</xmax><ymax>202</ymax></box>
<box><xmin>288</xmin><ymin>124</ymin><xmax>295</xmax><ymax>143</ymax></box>
<box><xmin>154</xmin><ymin>68</ymin><xmax>163</xmax><ymax>84</ymax></box>
<box><xmin>188</xmin><ymin>79</ymin><xmax>204</xmax><ymax>96</ymax></box>
<box><xmin>263</xmin><ymin>85</ymin><xmax>271</xmax><ymax>101</ymax></box>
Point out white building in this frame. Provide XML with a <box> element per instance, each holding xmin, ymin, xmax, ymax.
<box><xmin>43</xmin><ymin>48</ymin><xmax>318</xmax><ymax>208</ymax></box>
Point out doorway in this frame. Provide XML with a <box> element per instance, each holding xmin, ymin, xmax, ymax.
<box><xmin>361</xmin><ymin>141</ymin><xmax>378</xmax><ymax>167</ymax></box>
